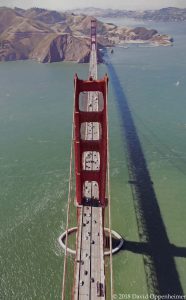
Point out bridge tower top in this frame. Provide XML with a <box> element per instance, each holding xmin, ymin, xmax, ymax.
<box><xmin>73</xmin><ymin>19</ymin><xmax>108</xmax><ymax>208</ymax></box>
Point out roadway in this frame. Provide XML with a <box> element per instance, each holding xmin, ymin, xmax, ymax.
<box><xmin>73</xmin><ymin>48</ymin><xmax>106</xmax><ymax>300</ymax></box>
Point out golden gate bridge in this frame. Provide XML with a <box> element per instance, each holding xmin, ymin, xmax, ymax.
<box><xmin>58</xmin><ymin>20</ymin><xmax>123</xmax><ymax>300</ymax></box>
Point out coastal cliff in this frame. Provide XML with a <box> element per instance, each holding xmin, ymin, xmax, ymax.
<box><xmin>0</xmin><ymin>7</ymin><xmax>173</xmax><ymax>63</ymax></box>
<box><xmin>31</xmin><ymin>34</ymin><xmax>91</xmax><ymax>63</ymax></box>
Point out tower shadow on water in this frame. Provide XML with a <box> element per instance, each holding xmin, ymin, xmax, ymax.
<box><xmin>106</xmin><ymin>60</ymin><xmax>184</xmax><ymax>295</ymax></box>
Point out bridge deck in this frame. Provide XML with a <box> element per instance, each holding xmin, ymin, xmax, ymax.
<box><xmin>73</xmin><ymin>48</ymin><xmax>106</xmax><ymax>300</ymax></box>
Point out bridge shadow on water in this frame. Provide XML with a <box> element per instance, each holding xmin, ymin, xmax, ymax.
<box><xmin>106</xmin><ymin>60</ymin><xmax>185</xmax><ymax>295</ymax></box>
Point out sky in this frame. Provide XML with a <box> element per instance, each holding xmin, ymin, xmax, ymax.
<box><xmin>0</xmin><ymin>0</ymin><xmax>186</xmax><ymax>10</ymax></box>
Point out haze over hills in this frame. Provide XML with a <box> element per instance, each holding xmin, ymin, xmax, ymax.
<box><xmin>68</xmin><ymin>7</ymin><xmax>186</xmax><ymax>22</ymax></box>
<box><xmin>0</xmin><ymin>7</ymin><xmax>173</xmax><ymax>63</ymax></box>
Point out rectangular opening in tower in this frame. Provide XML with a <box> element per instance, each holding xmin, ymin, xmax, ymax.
<box><xmin>80</xmin><ymin>122</ymin><xmax>102</xmax><ymax>141</ymax></box>
<box><xmin>79</xmin><ymin>91</ymin><xmax>104</xmax><ymax>112</ymax></box>
<box><xmin>83</xmin><ymin>181</ymin><xmax>99</xmax><ymax>201</ymax></box>
<box><xmin>82</xmin><ymin>151</ymin><xmax>100</xmax><ymax>171</ymax></box>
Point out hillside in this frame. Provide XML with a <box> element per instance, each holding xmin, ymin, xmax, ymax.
<box><xmin>69</xmin><ymin>7</ymin><xmax>186</xmax><ymax>22</ymax></box>
<box><xmin>0</xmin><ymin>7</ymin><xmax>173</xmax><ymax>63</ymax></box>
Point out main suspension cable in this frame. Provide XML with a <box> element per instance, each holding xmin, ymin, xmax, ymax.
<box><xmin>61</xmin><ymin>107</ymin><xmax>75</xmax><ymax>300</ymax></box>
<box><xmin>106</xmin><ymin>82</ymin><xmax>114</xmax><ymax>299</ymax></box>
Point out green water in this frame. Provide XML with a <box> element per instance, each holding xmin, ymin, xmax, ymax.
<box><xmin>106</xmin><ymin>20</ymin><xmax>186</xmax><ymax>296</ymax></box>
<box><xmin>0</xmin><ymin>21</ymin><xmax>186</xmax><ymax>299</ymax></box>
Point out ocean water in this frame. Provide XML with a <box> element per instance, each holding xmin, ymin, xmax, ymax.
<box><xmin>0</xmin><ymin>20</ymin><xmax>186</xmax><ymax>299</ymax></box>
<box><xmin>104</xmin><ymin>19</ymin><xmax>186</xmax><ymax>296</ymax></box>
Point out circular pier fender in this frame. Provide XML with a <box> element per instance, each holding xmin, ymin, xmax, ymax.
<box><xmin>58</xmin><ymin>227</ymin><xmax>124</xmax><ymax>256</ymax></box>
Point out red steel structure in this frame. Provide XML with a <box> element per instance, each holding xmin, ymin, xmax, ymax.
<box><xmin>74</xmin><ymin>19</ymin><xmax>108</xmax><ymax>208</ymax></box>
<box><xmin>74</xmin><ymin>75</ymin><xmax>108</xmax><ymax>207</ymax></box>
